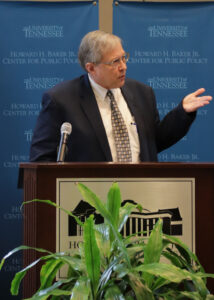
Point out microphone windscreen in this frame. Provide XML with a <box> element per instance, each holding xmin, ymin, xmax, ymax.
<box><xmin>61</xmin><ymin>122</ymin><xmax>72</xmax><ymax>135</ymax></box>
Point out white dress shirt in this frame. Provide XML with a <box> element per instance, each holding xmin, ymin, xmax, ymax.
<box><xmin>88</xmin><ymin>74</ymin><xmax>140</xmax><ymax>162</ymax></box>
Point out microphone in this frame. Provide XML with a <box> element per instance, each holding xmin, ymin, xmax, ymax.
<box><xmin>57</xmin><ymin>122</ymin><xmax>72</xmax><ymax>162</ymax></box>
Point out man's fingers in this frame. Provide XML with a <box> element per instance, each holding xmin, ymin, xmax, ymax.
<box><xmin>183</xmin><ymin>88</ymin><xmax>212</xmax><ymax>112</ymax></box>
<box><xmin>198</xmin><ymin>95</ymin><xmax>212</xmax><ymax>102</ymax></box>
<box><xmin>192</xmin><ymin>88</ymin><xmax>206</xmax><ymax>97</ymax></box>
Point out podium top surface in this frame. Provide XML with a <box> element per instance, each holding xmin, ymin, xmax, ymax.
<box><xmin>19</xmin><ymin>162</ymin><xmax>214</xmax><ymax>170</ymax></box>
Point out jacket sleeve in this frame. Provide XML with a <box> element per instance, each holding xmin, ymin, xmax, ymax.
<box><xmin>153</xmin><ymin>90</ymin><xmax>196</xmax><ymax>153</ymax></box>
<box><xmin>29</xmin><ymin>92</ymin><xmax>64</xmax><ymax>162</ymax></box>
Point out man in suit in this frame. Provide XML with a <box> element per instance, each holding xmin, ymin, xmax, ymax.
<box><xmin>30</xmin><ymin>30</ymin><xmax>212</xmax><ymax>162</ymax></box>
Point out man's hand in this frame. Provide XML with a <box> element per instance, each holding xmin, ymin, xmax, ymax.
<box><xmin>182</xmin><ymin>88</ymin><xmax>212</xmax><ymax>113</ymax></box>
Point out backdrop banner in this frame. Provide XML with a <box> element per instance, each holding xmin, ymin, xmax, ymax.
<box><xmin>114</xmin><ymin>1</ymin><xmax>214</xmax><ymax>162</ymax></box>
<box><xmin>0</xmin><ymin>1</ymin><xmax>98</xmax><ymax>298</ymax></box>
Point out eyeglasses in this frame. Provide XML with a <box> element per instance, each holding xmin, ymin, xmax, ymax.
<box><xmin>99</xmin><ymin>52</ymin><xmax>129</xmax><ymax>68</ymax></box>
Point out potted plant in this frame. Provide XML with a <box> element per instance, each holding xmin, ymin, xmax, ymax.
<box><xmin>1</xmin><ymin>182</ymin><xmax>214</xmax><ymax>299</ymax></box>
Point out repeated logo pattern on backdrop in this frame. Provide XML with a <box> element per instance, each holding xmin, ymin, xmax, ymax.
<box><xmin>113</xmin><ymin>1</ymin><xmax>214</xmax><ymax>162</ymax></box>
<box><xmin>0</xmin><ymin>1</ymin><xmax>98</xmax><ymax>298</ymax></box>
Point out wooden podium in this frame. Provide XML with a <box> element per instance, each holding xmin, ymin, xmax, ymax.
<box><xmin>20</xmin><ymin>162</ymin><xmax>214</xmax><ymax>296</ymax></box>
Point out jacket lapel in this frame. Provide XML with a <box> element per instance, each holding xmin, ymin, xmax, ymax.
<box><xmin>80</xmin><ymin>75</ymin><xmax>112</xmax><ymax>161</ymax></box>
<box><xmin>121</xmin><ymin>84</ymin><xmax>148</xmax><ymax>161</ymax></box>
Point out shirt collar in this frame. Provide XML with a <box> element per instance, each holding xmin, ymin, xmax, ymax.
<box><xmin>88</xmin><ymin>74</ymin><xmax>119</xmax><ymax>100</ymax></box>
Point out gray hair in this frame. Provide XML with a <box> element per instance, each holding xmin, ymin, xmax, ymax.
<box><xmin>78</xmin><ymin>30</ymin><xmax>122</xmax><ymax>71</ymax></box>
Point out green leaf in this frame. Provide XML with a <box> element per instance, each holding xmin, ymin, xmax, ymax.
<box><xmin>180</xmin><ymin>291</ymin><xmax>205</xmax><ymax>300</ymax></box>
<box><xmin>162</xmin><ymin>249</ymin><xmax>183</xmax><ymax>269</ymax></box>
<box><xmin>0</xmin><ymin>245</ymin><xmax>52</xmax><ymax>270</ymax></box>
<box><xmin>99</xmin><ymin>253</ymin><xmax>124</xmax><ymax>290</ymax></box>
<box><xmin>118</xmin><ymin>202</ymin><xmax>138</xmax><ymax>233</ymax></box>
<box><xmin>31</xmin><ymin>290</ymin><xmax>71</xmax><ymax>300</ymax></box>
<box><xmin>137</xmin><ymin>262</ymin><xmax>213</xmax><ymax>297</ymax></box>
<box><xmin>143</xmin><ymin>219</ymin><xmax>163</xmax><ymax>288</ymax></box>
<box><xmin>104</xmin><ymin>284</ymin><xmax>125</xmax><ymax>300</ymax></box>
<box><xmin>84</xmin><ymin>215</ymin><xmax>100</xmax><ymax>296</ymax></box>
<box><xmin>49</xmin><ymin>289</ymin><xmax>71</xmax><ymax>296</ymax></box>
<box><xmin>77</xmin><ymin>183</ymin><xmax>130</xmax><ymax>266</ymax></box>
<box><xmin>30</xmin><ymin>278</ymin><xmax>74</xmax><ymax>300</ymax></box>
<box><xmin>94</xmin><ymin>223</ymin><xmax>111</xmax><ymax>260</ymax></box>
<box><xmin>144</xmin><ymin>219</ymin><xmax>163</xmax><ymax>265</ymax></box>
<box><xmin>191</xmin><ymin>275</ymin><xmax>209</xmax><ymax>298</ymax></box>
<box><xmin>6</xmin><ymin>246</ymin><xmax>74</xmax><ymax>296</ymax></box>
<box><xmin>136</xmin><ymin>262</ymin><xmax>191</xmax><ymax>283</ymax></box>
<box><xmin>150</xmin><ymin>276</ymin><xmax>170</xmax><ymax>291</ymax></box>
<box><xmin>11</xmin><ymin>256</ymin><xmax>48</xmax><ymax>295</ymax></box>
<box><xmin>11</xmin><ymin>270</ymin><xmax>27</xmax><ymax>295</ymax></box>
<box><xmin>128</xmin><ymin>273</ymin><xmax>155</xmax><ymax>300</ymax></box>
<box><xmin>107</xmin><ymin>182</ymin><xmax>121</xmax><ymax>244</ymax></box>
<box><xmin>161</xmin><ymin>292</ymin><xmax>180</xmax><ymax>300</ymax></box>
<box><xmin>10</xmin><ymin>250</ymin><xmax>81</xmax><ymax>296</ymax></box>
<box><xmin>59</xmin><ymin>254</ymin><xmax>85</xmax><ymax>273</ymax></box>
<box><xmin>113</xmin><ymin>263</ymin><xmax>129</xmax><ymax>279</ymax></box>
<box><xmin>163</xmin><ymin>246</ymin><xmax>195</xmax><ymax>274</ymax></box>
<box><xmin>163</xmin><ymin>234</ymin><xmax>203</xmax><ymax>272</ymax></box>
<box><xmin>77</xmin><ymin>183</ymin><xmax>113</xmax><ymax>223</ymax></box>
<box><xmin>196</xmin><ymin>272</ymin><xmax>214</xmax><ymax>279</ymax></box>
<box><xmin>70</xmin><ymin>277</ymin><xmax>91</xmax><ymax>300</ymax></box>
<box><xmin>107</xmin><ymin>182</ymin><xmax>121</xmax><ymax>227</ymax></box>
<box><xmin>39</xmin><ymin>258</ymin><xmax>65</xmax><ymax>289</ymax></box>
<box><xmin>126</xmin><ymin>244</ymin><xmax>144</xmax><ymax>263</ymax></box>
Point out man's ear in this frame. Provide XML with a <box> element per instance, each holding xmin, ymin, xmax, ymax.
<box><xmin>85</xmin><ymin>62</ymin><xmax>95</xmax><ymax>74</ymax></box>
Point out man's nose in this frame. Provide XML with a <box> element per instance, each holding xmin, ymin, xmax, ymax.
<box><xmin>119</xmin><ymin>60</ymin><xmax>127</xmax><ymax>70</ymax></box>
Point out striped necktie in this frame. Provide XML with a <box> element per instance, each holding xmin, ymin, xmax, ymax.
<box><xmin>107</xmin><ymin>90</ymin><xmax>132</xmax><ymax>162</ymax></box>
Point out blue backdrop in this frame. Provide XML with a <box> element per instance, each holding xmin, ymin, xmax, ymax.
<box><xmin>113</xmin><ymin>1</ymin><xmax>214</xmax><ymax>162</ymax></box>
<box><xmin>1</xmin><ymin>1</ymin><xmax>214</xmax><ymax>298</ymax></box>
<box><xmin>0</xmin><ymin>1</ymin><xmax>98</xmax><ymax>298</ymax></box>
